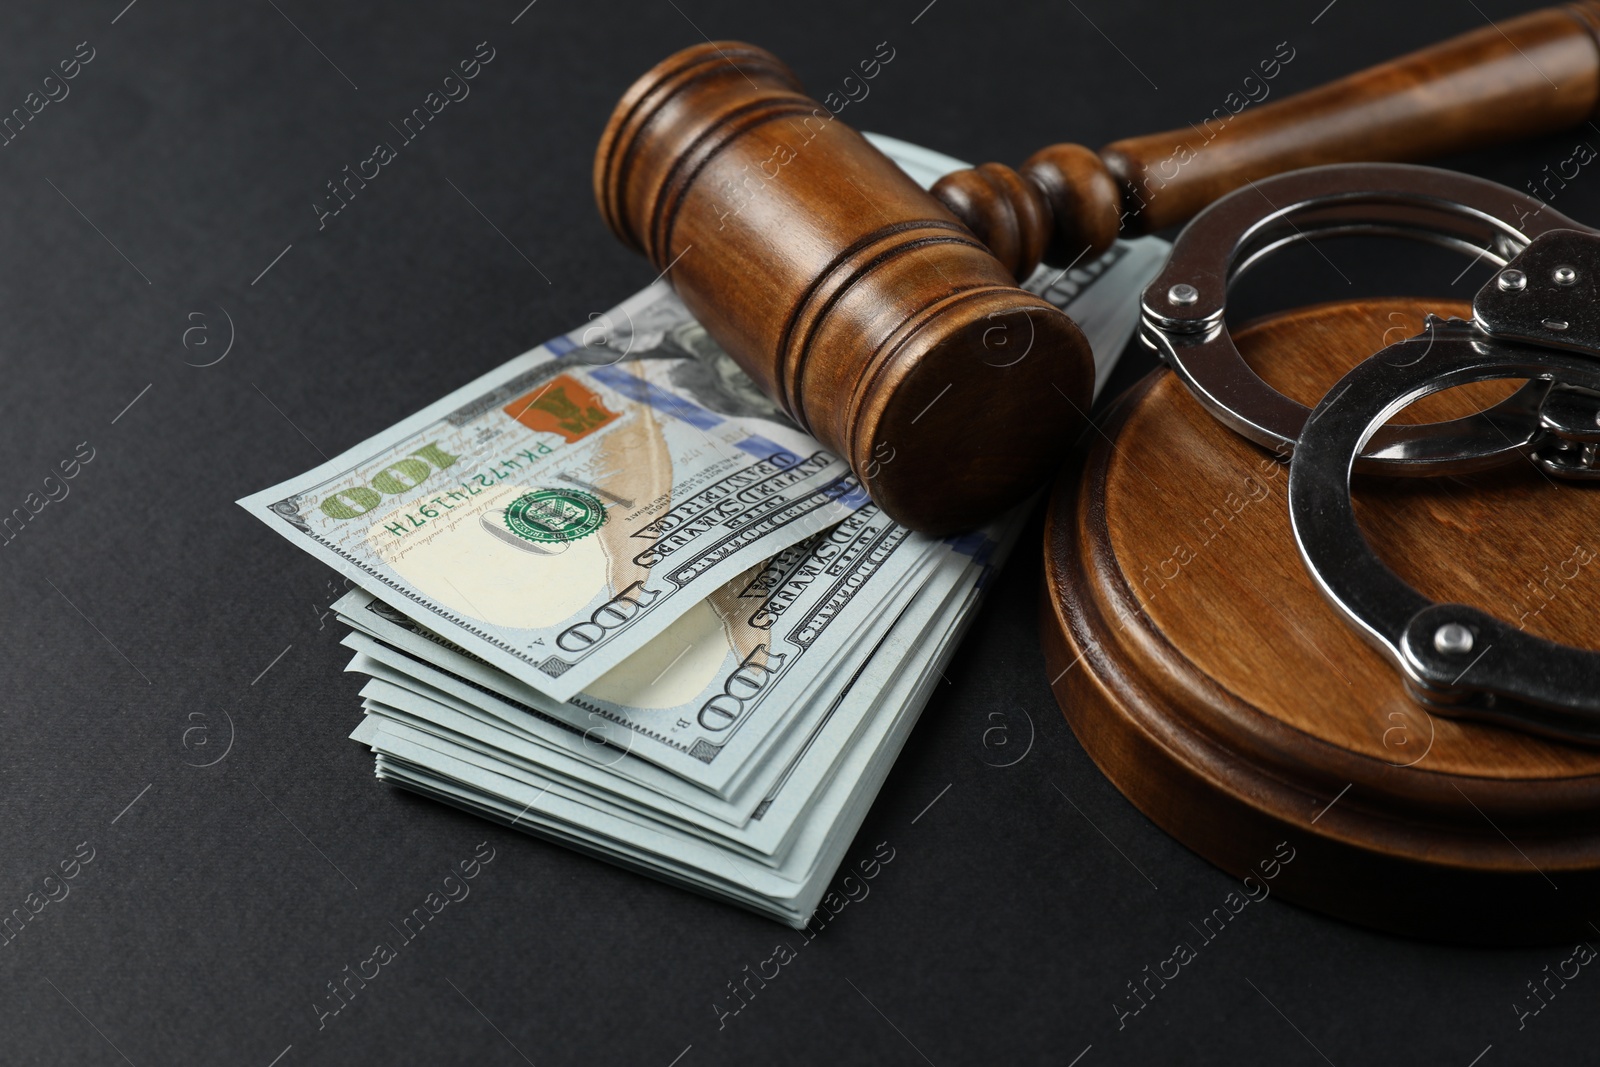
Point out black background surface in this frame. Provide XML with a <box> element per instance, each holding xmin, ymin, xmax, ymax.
<box><xmin>2</xmin><ymin>0</ymin><xmax>1597</xmax><ymax>1063</ymax></box>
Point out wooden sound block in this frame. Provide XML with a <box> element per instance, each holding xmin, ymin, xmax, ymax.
<box><xmin>1042</xmin><ymin>297</ymin><xmax>1600</xmax><ymax>945</ymax></box>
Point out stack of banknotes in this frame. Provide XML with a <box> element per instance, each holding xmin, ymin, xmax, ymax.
<box><xmin>239</xmin><ymin>135</ymin><xmax>1166</xmax><ymax>925</ymax></box>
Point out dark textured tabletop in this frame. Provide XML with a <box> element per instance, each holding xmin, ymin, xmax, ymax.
<box><xmin>2</xmin><ymin>0</ymin><xmax>1596</xmax><ymax>1062</ymax></box>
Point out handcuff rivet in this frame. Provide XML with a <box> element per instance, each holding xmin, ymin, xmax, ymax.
<box><xmin>1168</xmin><ymin>283</ymin><xmax>1199</xmax><ymax>307</ymax></box>
<box><xmin>1554</xmin><ymin>265</ymin><xmax>1578</xmax><ymax>286</ymax></box>
<box><xmin>1544</xmin><ymin>318</ymin><xmax>1571</xmax><ymax>331</ymax></box>
<box><xmin>1433</xmin><ymin>622</ymin><xmax>1474</xmax><ymax>655</ymax></box>
<box><xmin>1497</xmin><ymin>269</ymin><xmax>1526</xmax><ymax>292</ymax></box>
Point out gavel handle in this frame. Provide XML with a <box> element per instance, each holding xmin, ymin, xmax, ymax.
<box><xmin>936</xmin><ymin>3</ymin><xmax>1600</xmax><ymax>277</ymax></box>
<box><xmin>1108</xmin><ymin>4</ymin><xmax>1600</xmax><ymax>233</ymax></box>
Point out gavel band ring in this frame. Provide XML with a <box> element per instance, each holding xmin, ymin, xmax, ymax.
<box><xmin>1140</xmin><ymin>163</ymin><xmax>1592</xmax><ymax>473</ymax></box>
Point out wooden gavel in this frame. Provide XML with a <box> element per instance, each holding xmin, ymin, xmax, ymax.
<box><xmin>596</xmin><ymin>4</ymin><xmax>1600</xmax><ymax>533</ymax></box>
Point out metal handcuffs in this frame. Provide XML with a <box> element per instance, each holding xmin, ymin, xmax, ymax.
<box><xmin>1140</xmin><ymin>163</ymin><xmax>1600</xmax><ymax>742</ymax></box>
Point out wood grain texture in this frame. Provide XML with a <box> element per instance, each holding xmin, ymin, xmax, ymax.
<box><xmin>1104</xmin><ymin>4</ymin><xmax>1600</xmax><ymax>234</ymax></box>
<box><xmin>1042</xmin><ymin>297</ymin><xmax>1600</xmax><ymax>944</ymax></box>
<box><xmin>599</xmin><ymin>8</ymin><xmax>1600</xmax><ymax>536</ymax></box>
<box><xmin>595</xmin><ymin>41</ymin><xmax>1094</xmax><ymax>535</ymax></box>
<box><xmin>930</xmin><ymin>3</ymin><xmax>1600</xmax><ymax>276</ymax></box>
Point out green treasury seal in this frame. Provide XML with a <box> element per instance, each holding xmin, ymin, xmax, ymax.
<box><xmin>503</xmin><ymin>488</ymin><xmax>607</xmax><ymax>544</ymax></box>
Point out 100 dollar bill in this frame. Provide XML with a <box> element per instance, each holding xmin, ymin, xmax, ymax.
<box><xmin>334</xmin><ymin>501</ymin><xmax>944</xmax><ymax>796</ymax></box>
<box><xmin>239</xmin><ymin>287</ymin><xmax>862</xmax><ymax>702</ymax></box>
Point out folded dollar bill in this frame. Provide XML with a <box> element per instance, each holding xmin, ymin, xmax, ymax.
<box><xmin>239</xmin><ymin>300</ymin><xmax>863</xmax><ymax>703</ymax></box>
<box><xmin>331</xmin><ymin>503</ymin><xmax>945</xmax><ymax>798</ymax></box>
<box><xmin>244</xmin><ymin>132</ymin><xmax>1167</xmax><ymax>925</ymax></box>
<box><xmin>351</xmin><ymin>525</ymin><xmax>1003</xmax><ymax>925</ymax></box>
<box><xmin>334</xmin><ymin>516</ymin><xmax>983</xmax><ymax>855</ymax></box>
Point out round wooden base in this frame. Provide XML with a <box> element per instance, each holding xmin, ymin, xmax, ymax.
<box><xmin>1042</xmin><ymin>297</ymin><xmax>1600</xmax><ymax>945</ymax></box>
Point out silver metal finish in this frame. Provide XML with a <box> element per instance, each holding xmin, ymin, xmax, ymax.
<box><xmin>1474</xmin><ymin>228</ymin><xmax>1600</xmax><ymax>353</ymax></box>
<box><xmin>1141</xmin><ymin>163</ymin><xmax>1585</xmax><ymax>474</ymax></box>
<box><xmin>1149</xmin><ymin>162</ymin><xmax>1600</xmax><ymax>742</ymax></box>
<box><xmin>1432</xmin><ymin>623</ymin><xmax>1474</xmax><ymax>655</ymax></box>
<box><xmin>1534</xmin><ymin>384</ymin><xmax>1600</xmax><ymax>478</ymax></box>
<box><xmin>1287</xmin><ymin>320</ymin><xmax>1600</xmax><ymax>741</ymax></box>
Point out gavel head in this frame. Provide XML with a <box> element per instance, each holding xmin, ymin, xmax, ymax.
<box><xmin>595</xmin><ymin>41</ymin><xmax>1093</xmax><ymax>534</ymax></box>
